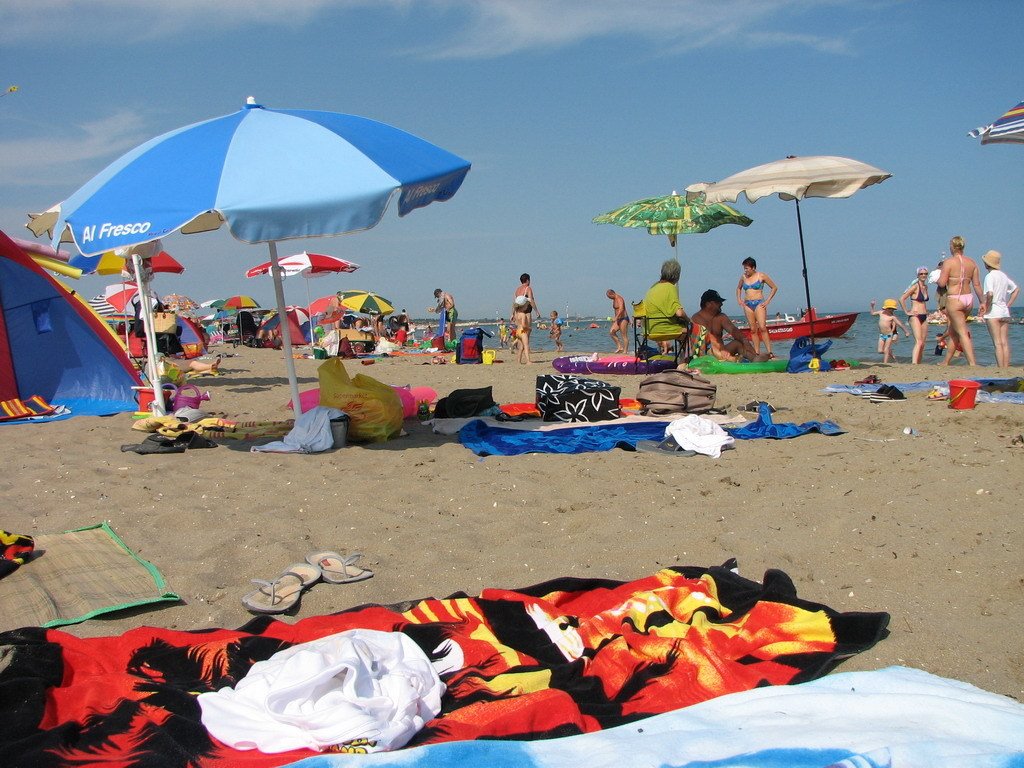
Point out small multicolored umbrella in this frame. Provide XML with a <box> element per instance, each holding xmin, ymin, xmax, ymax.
<box><xmin>593</xmin><ymin>191</ymin><xmax>752</xmax><ymax>258</ymax></box>
<box><xmin>215</xmin><ymin>295</ymin><xmax>260</xmax><ymax>310</ymax></box>
<box><xmin>969</xmin><ymin>100</ymin><xmax>1024</xmax><ymax>145</ymax></box>
<box><xmin>336</xmin><ymin>290</ymin><xmax>394</xmax><ymax>315</ymax></box>
<box><xmin>162</xmin><ymin>293</ymin><xmax>199</xmax><ymax>312</ymax></box>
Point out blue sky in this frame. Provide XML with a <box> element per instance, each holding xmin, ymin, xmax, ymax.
<box><xmin>1</xmin><ymin>1</ymin><xmax>1021</xmax><ymax>319</ymax></box>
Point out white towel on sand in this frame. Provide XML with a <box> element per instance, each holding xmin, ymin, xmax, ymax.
<box><xmin>665</xmin><ymin>414</ymin><xmax>735</xmax><ymax>458</ymax></box>
<box><xmin>198</xmin><ymin>629</ymin><xmax>444</xmax><ymax>754</ymax></box>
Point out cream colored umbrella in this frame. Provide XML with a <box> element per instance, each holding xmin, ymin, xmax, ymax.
<box><xmin>687</xmin><ymin>155</ymin><xmax>891</xmax><ymax>344</ymax></box>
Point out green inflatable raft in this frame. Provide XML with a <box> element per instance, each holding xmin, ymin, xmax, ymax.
<box><xmin>688</xmin><ymin>356</ymin><xmax>788</xmax><ymax>374</ymax></box>
<box><xmin>687</xmin><ymin>356</ymin><xmax>858</xmax><ymax>374</ymax></box>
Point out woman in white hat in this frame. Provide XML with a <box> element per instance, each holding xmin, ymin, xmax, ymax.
<box><xmin>981</xmin><ymin>250</ymin><xmax>1020</xmax><ymax>367</ymax></box>
<box><xmin>900</xmin><ymin>266</ymin><xmax>931</xmax><ymax>364</ymax></box>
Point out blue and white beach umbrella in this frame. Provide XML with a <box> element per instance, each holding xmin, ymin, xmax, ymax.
<box><xmin>28</xmin><ymin>99</ymin><xmax>471</xmax><ymax>413</ymax></box>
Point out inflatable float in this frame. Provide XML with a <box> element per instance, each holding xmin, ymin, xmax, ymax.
<box><xmin>552</xmin><ymin>354</ymin><xmax>678</xmax><ymax>375</ymax></box>
<box><xmin>687</xmin><ymin>356</ymin><xmax>789</xmax><ymax>375</ymax></box>
<box><xmin>290</xmin><ymin>385</ymin><xmax>438</xmax><ymax>418</ymax></box>
<box><xmin>686</xmin><ymin>355</ymin><xmax>860</xmax><ymax>375</ymax></box>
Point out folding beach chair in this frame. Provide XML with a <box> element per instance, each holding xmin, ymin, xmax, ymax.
<box><xmin>632</xmin><ymin>300</ymin><xmax>690</xmax><ymax>372</ymax></box>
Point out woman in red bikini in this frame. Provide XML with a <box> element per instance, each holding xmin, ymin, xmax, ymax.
<box><xmin>937</xmin><ymin>235</ymin><xmax>983</xmax><ymax>366</ymax></box>
<box><xmin>900</xmin><ymin>266</ymin><xmax>931</xmax><ymax>364</ymax></box>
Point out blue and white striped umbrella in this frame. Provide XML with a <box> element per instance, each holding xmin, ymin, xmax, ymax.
<box><xmin>27</xmin><ymin>99</ymin><xmax>471</xmax><ymax>414</ymax></box>
<box><xmin>969</xmin><ymin>100</ymin><xmax>1024</xmax><ymax>145</ymax></box>
<box><xmin>28</xmin><ymin>99</ymin><xmax>471</xmax><ymax>263</ymax></box>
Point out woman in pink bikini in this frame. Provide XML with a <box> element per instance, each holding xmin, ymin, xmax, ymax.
<box><xmin>937</xmin><ymin>235</ymin><xmax>983</xmax><ymax>366</ymax></box>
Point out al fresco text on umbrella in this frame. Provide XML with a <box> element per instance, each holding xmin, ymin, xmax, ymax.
<box><xmin>81</xmin><ymin>221</ymin><xmax>153</xmax><ymax>244</ymax></box>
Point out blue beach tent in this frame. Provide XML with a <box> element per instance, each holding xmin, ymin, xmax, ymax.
<box><xmin>0</xmin><ymin>229</ymin><xmax>141</xmax><ymax>416</ymax></box>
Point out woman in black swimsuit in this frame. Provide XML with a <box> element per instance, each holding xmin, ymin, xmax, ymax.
<box><xmin>900</xmin><ymin>266</ymin><xmax>930</xmax><ymax>364</ymax></box>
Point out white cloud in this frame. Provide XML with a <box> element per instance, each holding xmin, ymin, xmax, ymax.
<box><xmin>1</xmin><ymin>0</ymin><xmax>872</xmax><ymax>56</ymax></box>
<box><xmin>0</xmin><ymin>110</ymin><xmax>151</xmax><ymax>187</ymax></box>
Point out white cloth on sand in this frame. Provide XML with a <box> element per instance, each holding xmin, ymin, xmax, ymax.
<box><xmin>250</xmin><ymin>405</ymin><xmax>343</xmax><ymax>454</ymax></box>
<box><xmin>197</xmin><ymin>629</ymin><xmax>444</xmax><ymax>754</ymax></box>
<box><xmin>665</xmin><ymin>414</ymin><xmax>735</xmax><ymax>458</ymax></box>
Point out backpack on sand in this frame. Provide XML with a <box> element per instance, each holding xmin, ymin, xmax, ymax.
<box><xmin>637</xmin><ymin>369</ymin><xmax>717</xmax><ymax>416</ymax></box>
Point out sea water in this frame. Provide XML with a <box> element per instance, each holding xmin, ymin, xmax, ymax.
<box><xmin>473</xmin><ymin>310</ymin><xmax>1024</xmax><ymax>367</ymax></box>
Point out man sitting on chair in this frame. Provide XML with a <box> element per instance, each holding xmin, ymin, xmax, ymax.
<box><xmin>691</xmin><ymin>289</ymin><xmax>770</xmax><ymax>363</ymax></box>
<box><xmin>642</xmin><ymin>258</ymin><xmax>690</xmax><ymax>355</ymax></box>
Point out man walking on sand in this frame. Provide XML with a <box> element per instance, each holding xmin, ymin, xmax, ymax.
<box><xmin>430</xmin><ymin>289</ymin><xmax>457</xmax><ymax>343</ymax></box>
<box><xmin>607</xmin><ymin>289</ymin><xmax>629</xmax><ymax>354</ymax></box>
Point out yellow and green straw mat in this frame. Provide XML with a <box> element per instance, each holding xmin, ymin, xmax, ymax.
<box><xmin>0</xmin><ymin>522</ymin><xmax>179</xmax><ymax>632</ymax></box>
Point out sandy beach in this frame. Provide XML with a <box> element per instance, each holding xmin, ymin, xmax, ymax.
<box><xmin>4</xmin><ymin>347</ymin><xmax>1022</xmax><ymax>701</ymax></box>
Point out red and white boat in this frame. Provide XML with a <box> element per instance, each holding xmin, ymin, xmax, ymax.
<box><xmin>737</xmin><ymin>308</ymin><xmax>858</xmax><ymax>341</ymax></box>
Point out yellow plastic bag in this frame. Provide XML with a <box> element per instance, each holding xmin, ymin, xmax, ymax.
<box><xmin>317</xmin><ymin>359</ymin><xmax>402</xmax><ymax>443</ymax></box>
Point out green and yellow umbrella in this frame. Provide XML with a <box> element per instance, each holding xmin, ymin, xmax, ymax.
<box><xmin>593</xmin><ymin>191</ymin><xmax>752</xmax><ymax>258</ymax></box>
<box><xmin>336</xmin><ymin>290</ymin><xmax>394</xmax><ymax>315</ymax></box>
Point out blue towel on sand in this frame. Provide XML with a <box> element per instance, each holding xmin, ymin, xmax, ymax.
<box><xmin>726</xmin><ymin>403</ymin><xmax>845</xmax><ymax>440</ymax></box>
<box><xmin>286</xmin><ymin>666</ymin><xmax>1024</xmax><ymax>768</ymax></box>
<box><xmin>459</xmin><ymin>419</ymin><xmax>672</xmax><ymax>456</ymax></box>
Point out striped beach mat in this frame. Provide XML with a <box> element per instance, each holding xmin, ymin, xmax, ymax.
<box><xmin>0</xmin><ymin>395</ymin><xmax>56</xmax><ymax>421</ymax></box>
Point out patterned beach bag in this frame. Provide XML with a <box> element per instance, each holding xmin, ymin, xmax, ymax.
<box><xmin>536</xmin><ymin>374</ymin><xmax>621</xmax><ymax>423</ymax></box>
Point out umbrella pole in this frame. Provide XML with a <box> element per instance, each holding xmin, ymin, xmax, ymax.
<box><xmin>794</xmin><ymin>199</ymin><xmax>816</xmax><ymax>348</ymax></box>
<box><xmin>132</xmin><ymin>253</ymin><xmax>166</xmax><ymax>416</ymax></box>
<box><xmin>269</xmin><ymin>241</ymin><xmax>303</xmax><ymax>414</ymax></box>
<box><xmin>304</xmin><ymin>277</ymin><xmax>313</xmax><ymax>345</ymax></box>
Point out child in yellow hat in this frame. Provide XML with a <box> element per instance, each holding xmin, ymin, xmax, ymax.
<box><xmin>870</xmin><ymin>299</ymin><xmax>910</xmax><ymax>363</ymax></box>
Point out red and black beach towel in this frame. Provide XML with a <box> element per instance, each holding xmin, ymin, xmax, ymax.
<box><xmin>0</xmin><ymin>563</ymin><xmax>888</xmax><ymax>767</ymax></box>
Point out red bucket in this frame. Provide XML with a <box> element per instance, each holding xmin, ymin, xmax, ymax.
<box><xmin>948</xmin><ymin>379</ymin><xmax>980</xmax><ymax>410</ymax></box>
<box><xmin>134</xmin><ymin>385</ymin><xmax>174</xmax><ymax>412</ymax></box>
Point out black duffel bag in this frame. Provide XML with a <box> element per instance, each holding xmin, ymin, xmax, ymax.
<box><xmin>433</xmin><ymin>386</ymin><xmax>497</xmax><ymax>419</ymax></box>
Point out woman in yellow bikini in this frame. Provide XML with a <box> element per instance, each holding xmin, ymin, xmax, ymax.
<box><xmin>937</xmin><ymin>235</ymin><xmax>983</xmax><ymax>366</ymax></box>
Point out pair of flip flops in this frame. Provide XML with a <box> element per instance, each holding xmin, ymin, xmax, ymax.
<box><xmin>859</xmin><ymin>384</ymin><xmax>906</xmax><ymax>403</ymax></box>
<box><xmin>241</xmin><ymin>551</ymin><xmax>373</xmax><ymax>614</ymax></box>
<box><xmin>854</xmin><ymin>375</ymin><xmax>881</xmax><ymax>385</ymax></box>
